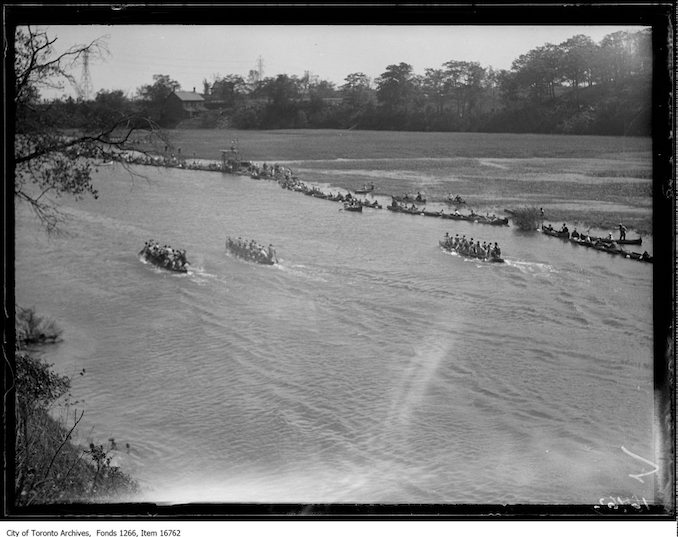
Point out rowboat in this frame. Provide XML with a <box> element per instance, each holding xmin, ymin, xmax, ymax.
<box><xmin>439</xmin><ymin>240</ymin><xmax>505</xmax><ymax>263</ymax></box>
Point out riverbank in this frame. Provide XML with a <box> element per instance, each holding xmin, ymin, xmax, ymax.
<box><xmin>14</xmin><ymin>308</ymin><xmax>138</xmax><ymax>506</ymax></box>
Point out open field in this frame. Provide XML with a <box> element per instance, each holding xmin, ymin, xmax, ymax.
<box><xmin>140</xmin><ymin>129</ymin><xmax>653</xmax><ymax>234</ymax></box>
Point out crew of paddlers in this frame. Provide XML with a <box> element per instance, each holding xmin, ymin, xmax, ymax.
<box><xmin>140</xmin><ymin>240</ymin><xmax>189</xmax><ymax>271</ymax></box>
<box><xmin>447</xmin><ymin>194</ymin><xmax>466</xmax><ymax>204</ymax></box>
<box><xmin>440</xmin><ymin>233</ymin><xmax>503</xmax><ymax>261</ymax></box>
<box><xmin>226</xmin><ymin>237</ymin><xmax>278</xmax><ymax>265</ymax></box>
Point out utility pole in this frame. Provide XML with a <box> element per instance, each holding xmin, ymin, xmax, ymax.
<box><xmin>80</xmin><ymin>49</ymin><xmax>93</xmax><ymax>101</ymax></box>
<box><xmin>256</xmin><ymin>55</ymin><xmax>264</xmax><ymax>82</ymax></box>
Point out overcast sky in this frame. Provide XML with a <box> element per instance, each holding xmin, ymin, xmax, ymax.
<box><xmin>38</xmin><ymin>25</ymin><xmax>646</xmax><ymax>99</ymax></box>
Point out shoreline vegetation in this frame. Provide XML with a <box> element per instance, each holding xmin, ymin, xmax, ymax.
<box><xmin>14</xmin><ymin>307</ymin><xmax>138</xmax><ymax>505</ymax></box>
<box><xmin>120</xmin><ymin>128</ymin><xmax>652</xmax><ymax>236</ymax></box>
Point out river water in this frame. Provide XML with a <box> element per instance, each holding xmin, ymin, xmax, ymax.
<box><xmin>15</xmin><ymin>161</ymin><xmax>655</xmax><ymax>506</ymax></box>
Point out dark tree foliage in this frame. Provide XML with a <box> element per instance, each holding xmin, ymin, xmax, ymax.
<box><xmin>30</xmin><ymin>29</ymin><xmax>652</xmax><ymax>136</ymax></box>
<box><xmin>136</xmin><ymin>73</ymin><xmax>181</xmax><ymax>125</ymax></box>
<box><xmin>14</xmin><ymin>27</ymin><xmax>168</xmax><ymax>233</ymax></box>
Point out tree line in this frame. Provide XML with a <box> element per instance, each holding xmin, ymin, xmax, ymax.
<box><xmin>42</xmin><ymin>29</ymin><xmax>651</xmax><ymax>136</ymax></box>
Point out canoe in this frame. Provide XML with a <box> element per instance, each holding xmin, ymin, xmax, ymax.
<box><xmin>440</xmin><ymin>213</ymin><xmax>509</xmax><ymax>226</ymax></box>
<box><xmin>387</xmin><ymin>205</ymin><xmax>422</xmax><ymax>215</ymax></box>
<box><xmin>354</xmin><ymin>185</ymin><xmax>375</xmax><ymax>194</ymax></box>
<box><xmin>139</xmin><ymin>247</ymin><xmax>189</xmax><ymax>273</ymax></box>
<box><xmin>472</xmin><ymin>216</ymin><xmax>509</xmax><ymax>226</ymax></box>
<box><xmin>569</xmin><ymin>237</ymin><xmax>653</xmax><ymax>263</ymax></box>
<box><xmin>421</xmin><ymin>210</ymin><xmax>444</xmax><ymax>217</ymax></box>
<box><xmin>392</xmin><ymin>195</ymin><xmax>426</xmax><ymax>204</ymax></box>
<box><xmin>439</xmin><ymin>240</ymin><xmax>505</xmax><ymax>263</ymax></box>
<box><xmin>541</xmin><ymin>226</ymin><xmax>570</xmax><ymax>238</ymax></box>
<box><xmin>577</xmin><ymin>234</ymin><xmax>642</xmax><ymax>245</ymax></box>
<box><xmin>343</xmin><ymin>203</ymin><xmax>363</xmax><ymax>212</ymax></box>
<box><xmin>440</xmin><ymin>213</ymin><xmax>467</xmax><ymax>220</ymax></box>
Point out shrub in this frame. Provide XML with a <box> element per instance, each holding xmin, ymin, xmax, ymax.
<box><xmin>13</xmin><ymin>307</ymin><xmax>138</xmax><ymax>505</ymax></box>
<box><xmin>14</xmin><ymin>352</ymin><xmax>139</xmax><ymax>505</ymax></box>
<box><xmin>510</xmin><ymin>206</ymin><xmax>543</xmax><ymax>231</ymax></box>
<box><xmin>16</xmin><ymin>306</ymin><xmax>62</xmax><ymax>345</ymax></box>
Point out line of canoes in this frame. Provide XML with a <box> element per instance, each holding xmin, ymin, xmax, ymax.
<box><xmin>113</xmin><ymin>149</ymin><xmax>651</xmax><ymax>269</ymax></box>
<box><xmin>103</xmin><ymin>148</ymin><xmax>511</xmax><ymax>229</ymax></box>
<box><xmin>541</xmin><ymin>225</ymin><xmax>652</xmax><ymax>263</ymax></box>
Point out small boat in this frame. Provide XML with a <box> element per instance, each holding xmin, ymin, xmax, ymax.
<box><xmin>359</xmin><ymin>199</ymin><xmax>382</xmax><ymax>209</ymax></box>
<box><xmin>623</xmin><ymin>250</ymin><xmax>653</xmax><ymax>263</ymax></box>
<box><xmin>440</xmin><ymin>212</ymin><xmax>467</xmax><ymax>221</ymax></box>
<box><xmin>387</xmin><ymin>204</ymin><xmax>422</xmax><ymax>215</ymax></box>
<box><xmin>541</xmin><ymin>225</ymin><xmax>570</xmax><ymax>239</ymax></box>
<box><xmin>392</xmin><ymin>194</ymin><xmax>426</xmax><ymax>204</ymax></box>
<box><xmin>354</xmin><ymin>183</ymin><xmax>375</xmax><ymax>194</ymax></box>
<box><xmin>472</xmin><ymin>216</ymin><xmax>509</xmax><ymax>226</ymax></box>
<box><xmin>440</xmin><ymin>212</ymin><xmax>509</xmax><ymax>226</ymax></box>
<box><xmin>421</xmin><ymin>209</ymin><xmax>444</xmax><ymax>217</ymax></box>
<box><xmin>439</xmin><ymin>240</ymin><xmax>505</xmax><ymax>263</ymax></box>
<box><xmin>445</xmin><ymin>196</ymin><xmax>466</xmax><ymax>205</ymax></box>
<box><xmin>343</xmin><ymin>202</ymin><xmax>363</xmax><ymax>212</ymax></box>
<box><xmin>579</xmin><ymin>234</ymin><xmax>642</xmax><ymax>245</ymax></box>
<box><xmin>568</xmin><ymin>237</ymin><xmax>652</xmax><ymax>263</ymax></box>
<box><xmin>139</xmin><ymin>243</ymin><xmax>189</xmax><ymax>273</ymax></box>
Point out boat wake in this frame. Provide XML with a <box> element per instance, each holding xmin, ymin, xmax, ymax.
<box><xmin>188</xmin><ymin>264</ymin><xmax>217</xmax><ymax>280</ymax></box>
<box><xmin>504</xmin><ymin>259</ymin><xmax>557</xmax><ymax>275</ymax></box>
<box><xmin>274</xmin><ymin>262</ymin><xmax>328</xmax><ymax>283</ymax></box>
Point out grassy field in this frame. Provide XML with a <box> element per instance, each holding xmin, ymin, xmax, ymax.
<box><xmin>140</xmin><ymin>129</ymin><xmax>653</xmax><ymax>235</ymax></box>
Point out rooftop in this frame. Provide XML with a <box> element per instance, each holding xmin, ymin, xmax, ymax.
<box><xmin>172</xmin><ymin>91</ymin><xmax>205</xmax><ymax>102</ymax></box>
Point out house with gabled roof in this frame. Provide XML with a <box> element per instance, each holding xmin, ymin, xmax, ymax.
<box><xmin>164</xmin><ymin>88</ymin><xmax>207</xmax><ymax>124</ymax></box>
